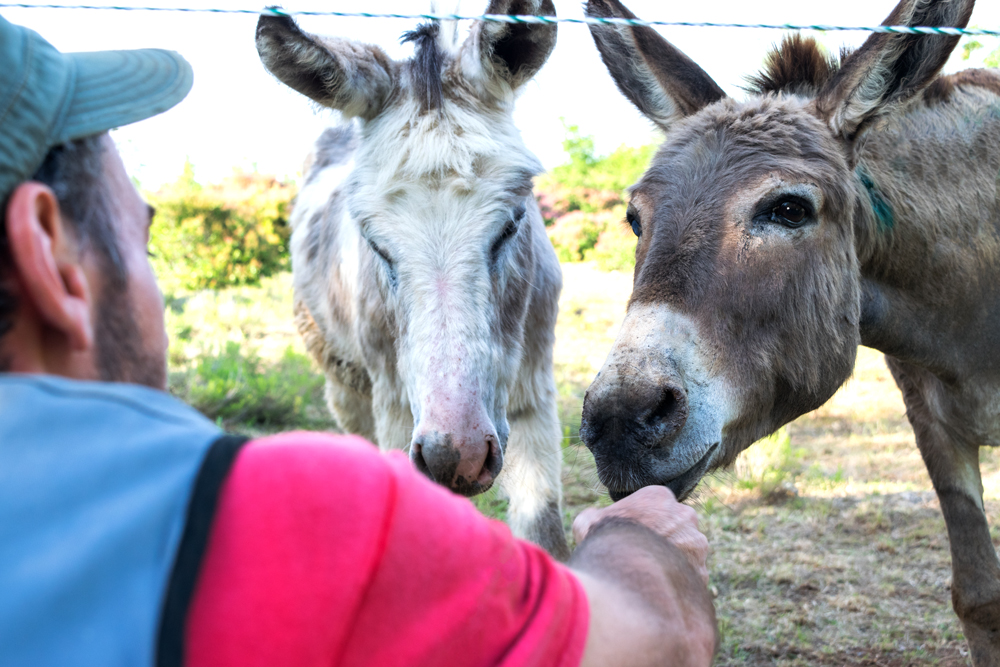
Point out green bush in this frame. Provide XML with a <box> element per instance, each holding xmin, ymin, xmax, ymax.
<box><xmin>585</xmin><ymin>223</ymin><xmax>640</xmax><ymax>272</ymax></box>
<box><xmin>961</xmin><ymin>34</ymin><xmax>1000</xmax><ymax>67</ymax></box>
<box><xmin>732</xmin><ymin>428</ymin><xmax>806</xmax><ymax>500</ymax></box>
<box><xmin>170</xmin><ymin>342</ymin><xmax>327</xmax><ymax>429</ymax></box>
<box><xmin>545</xmin><ymin>210</ymin><xmax>603</xmax><ymax>262</ymax></box>
<box><xmin>541</xmin><ymin>122</ymin><xmax>657</xmax><ymax>194</ymax></box>
<box><xmin>149</xmin><ymin>162</ymin><xmax>295</xmax><ymax>295</ymax></box>
<box><xmin>164</xmin><ymin>272</ymin><xmax>333</xmax><ymax>433</ymax></box>
<box><xmin>536</xmin><ymin>123</ymin><xmax>657</xmax><ymax>272</ymax></box>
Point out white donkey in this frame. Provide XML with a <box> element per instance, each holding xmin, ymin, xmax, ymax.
<box><xmin>255</xmin><ymin>0</ymin><xmax>569</xmax><ymax>558</ymax></box>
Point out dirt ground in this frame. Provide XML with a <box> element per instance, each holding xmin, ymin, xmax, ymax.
<box><xmin>551</xmin><ymin>263</ymin><xmax>1000</xmax><ymax>666</ymax></box>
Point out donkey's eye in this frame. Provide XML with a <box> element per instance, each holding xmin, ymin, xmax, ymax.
<box><xmin>626</xmin><ymin>209</ymin><xmax>642</xmax><ymax>237</ymax></box>
<box><xmin>367</xmin><ymin>238</ymin><xmax>399</xmax><ymax>290</ymax></box>
<box><xmin>368</xmin><ymin>239</ymin><xmax>394</xmax><ymax>267</ymax></box>
<box><xmin>490</xmin><ymin>219</ymin><xmax>520</xmax><ymax>264</ymax></box>
<box><xmin>772</xmin><ymin>201</ymin><xmax>808</xmax><ymax>227</ymax></box>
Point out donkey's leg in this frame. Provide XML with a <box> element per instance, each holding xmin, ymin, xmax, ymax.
<box><xmin>322</xmin><ymin>375</ymin><xmax>375</xmax><ymax>441</ymax></box>
<box><xmin>295</xmin><ymin>298</ymin><xmax>376</xmax><ymax>440</ymax></box>
<box><xmin>888</xmin><ymin>358</ymin><xmax>1000</xmax><ymax>666</ymax></box>
<box><xmin>500</xmin><ymin>391</ymin><xmax>570</xmax><ymax>561</ymax></box>
<box><xmin>370</xmin><ymin>377</ymin><xmax>414</xmax><ymax>453</ymax></box>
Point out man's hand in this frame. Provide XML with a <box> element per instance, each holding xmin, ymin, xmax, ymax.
<box><xmin>570</xmin><ymin>486</ymin><xmax>717</xmax><ymax>667</ymax></box>
<box><xmin>573</xmin><ymin>485</ymin><xmax>710</xmax><ymax>585</ymax></box>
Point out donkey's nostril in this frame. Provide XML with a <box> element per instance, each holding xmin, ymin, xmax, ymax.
<box><xmin>410</xmin><ymin>430</ymin><xmax>500</xmax><ymax>497</ymax></box>
<box><xmin>477</xmin><ymin>434</ymin><xmax>503</xmax><ymax>486</ymax></box>
<box><xmin>410</xmin><ymin>438</ymin><xmax>431</xmax><ymax>477</ymax></box>
<box><xmin>647</xmin><ymin>386</ymin><xmax>684</xmax><ymax>427</ymax></box>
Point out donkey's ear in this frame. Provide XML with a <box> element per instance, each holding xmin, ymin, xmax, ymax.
<box><xmin>586</xmin><ymin>0</ymin><xmax>725</xmax><ymax>132</ymax></box>
<box><xmin>461</xmin><ymin>0</ymin><xmax>557</xmax><ymax>94</ymax></box>
<box><xmin>816</xmin><ymin>0</ymin><xmax>974</xmax><ymax>143</ymax></box>
<box><xmin>256</xmin><ymin>14</ymin><xmax>396</xmax><ymax>120</ymax></box>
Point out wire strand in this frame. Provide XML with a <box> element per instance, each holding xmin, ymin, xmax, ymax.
<box><xmin>0</xmin><ymin>3</ymin><xmax>998</xmax><ymax>36</ymax></box>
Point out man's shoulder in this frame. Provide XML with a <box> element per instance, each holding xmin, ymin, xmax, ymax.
<box><xmin>0</xmin><ymin>373</ymin><xmax>220</xmax><ymax>438</ymax></box>
<box><xmin>237</xmin><ymin>432</ymin><xmax>403</xmax><ymax>488</ymax></box>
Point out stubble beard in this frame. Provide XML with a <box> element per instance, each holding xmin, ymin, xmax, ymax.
<box><xmin>94</xmin><ymin>281</ymin><xmax>167</xmax><ymax>390</ymax></box>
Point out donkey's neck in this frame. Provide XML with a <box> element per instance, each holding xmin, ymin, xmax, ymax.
<box><xmin>855</xmin><ymin>87</ymin><xmax>1000</xmax><ymax>378</ymax></box>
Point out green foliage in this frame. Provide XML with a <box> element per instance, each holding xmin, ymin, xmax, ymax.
<box><xmin>149</xmin><ymin>161</ymin><xmax>295</xmax><ymax>295</ymax></box>
<box><xmin>171</xmin><ymin>342</ymin><xmax>326</xmax><ymax>428</ymax></box>
<box><xmin>732</xmin><ymin>429</ymin><xmax>807</xmax><ymax>500</ymax></box>
<box><xmin>472</xmin><ymin>486</ymin><xmax>510</xmax><ymax>521</ymax></box>
<box><xmin>960</xmin><ymin>34</ymin><xmax>1000</xmax><ymax>68</ymax></box>
<box><xmin>536</xmin><ymin>122</ymin><xmax>657</xmax><ymax>272</ymax></box>
<box><xmin>544</xmin><ymin>121</ymin><xmax>657</xmax><ymax>194</ymax></box>
<box><xmin>962</xmin><ymin>39</ymin><xmax>982</xmax><ymax>61</ymax></box>
<box><xmin>166</xmin><ymin>272</ymin><xmax>333</xmax><ymax>432</ymax></box>
<box><xmin>587</xmin><ymin>224</ymin><xmax>642</xmax><ymax>272</ymax></box>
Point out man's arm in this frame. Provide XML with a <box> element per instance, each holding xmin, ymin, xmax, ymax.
<box><xmin>571</xmin><ymin>488</ymin><xmax>718</xmax><ymax>667</ymax></box>
<box><xmin>186</xmin><ymin>433</ymin><xmax>591</xmax><ymax>667</ymax></box>
<box><xmin>187</xmin><ymin>434</ymin><xmax>714</xmax><ymax>667</ymax></box>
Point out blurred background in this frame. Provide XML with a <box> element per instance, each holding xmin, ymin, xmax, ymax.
<box><xmin>6</xmin><ymin>1</ymin><xmax>1000</xmax><ymax>663</ymax></box>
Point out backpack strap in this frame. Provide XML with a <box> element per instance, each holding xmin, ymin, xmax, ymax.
<box><xmin>157</xmin><ymin>434</ymin><xmax>250</xmax><ymax>667</ymax></box>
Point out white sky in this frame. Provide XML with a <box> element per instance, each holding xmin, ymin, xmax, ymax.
<box><xmin>5</xmin><ymin>0</ymin><xmax>999</xmax><ymax>188</ymax></box>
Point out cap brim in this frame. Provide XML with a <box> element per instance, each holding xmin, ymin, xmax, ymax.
<box><xmin>56</xmin><ymin>47</ymin><xmax>193</xmax><ymax>144</ymax></box>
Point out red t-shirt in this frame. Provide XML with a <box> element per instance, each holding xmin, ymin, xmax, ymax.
<box><xmin>185</xmin><ymin>432</ymin><xmax>589</xmax><ymax>667</ymax></box>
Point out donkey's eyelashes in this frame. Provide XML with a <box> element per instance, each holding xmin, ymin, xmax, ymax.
<box><xmin>367</xmin><ymin>238</ymin><xmax>399</xmax><ymax>289</ymax></box>
<box><xmin>490</xmin><ymin>219</ymin><xmax>521</xmax><ymax>265</ymax></box>
<box><xmin>367</xmin><ymin>238</ymin><xmax>393</xmax><ymax>265</ymax></box>
<box><xmin>752</xmin><ymin>195</ymin><xmax>815</xmax><ymax>229</ymax></box>
<box><xmin>626</xmin><ymin>207</ymin><xmax>642</xmax><ymax>238</ymax></box>
<box><xmin>488</xmin><ymin>203</ymin><xmax>528</xmax><ymax>264</ymax></box>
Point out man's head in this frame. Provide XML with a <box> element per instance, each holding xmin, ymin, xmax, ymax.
<box><xmin>0</xmin><ymin>15</ymin><xmax>192</xmax><ymax>388</ymax></box>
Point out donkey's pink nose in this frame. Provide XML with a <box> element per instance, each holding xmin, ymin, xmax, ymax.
<box><xmin>410</xmin><ymin>430</ymin><xmax>502</xmax><ymax>497</ymax></box>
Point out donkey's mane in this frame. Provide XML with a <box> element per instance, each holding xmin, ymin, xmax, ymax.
<box><xmin>402</xmin><ymin>22</ymin><xmax>445</xmax><ymax>112</ymax></box>
<box><xmin>923</xmin><ymin>68</ymin><xmax>1000</xmax><ymax>104</ymax></box>
<box><xmin>746</xmin><ymin>33</ymin><xmax>1000</xmax><ymax>105</ymax></box>
<box><xmin>744</xmin><ymin>34</ymin><xmax>848</xmax><ymax>98</ymax></box>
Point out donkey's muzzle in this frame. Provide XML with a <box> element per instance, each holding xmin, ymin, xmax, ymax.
<box><xmin>411</xmin><ymin>430</ymin><xmax>502</xmax><ymax>497</ymax></box>
<box><xmin>579</xmin><ymin>348</ymin><xmax>694</xmax><ymax>498</ymax></box>
<box><xmin>581</xmin><ymin>374</ymin><xmax>689</xmax><ymax>458</ymax></box>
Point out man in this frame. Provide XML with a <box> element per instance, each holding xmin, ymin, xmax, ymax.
<box><xmin>0</xmin><ymin>14</ymin><xmax>717</xmax><ymax>667</ymax></box>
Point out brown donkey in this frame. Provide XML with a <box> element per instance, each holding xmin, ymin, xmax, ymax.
<box><xmin>579</xmin><ymin>0</ymin><xmax>1000</xmax><ymax>660</ymax></box>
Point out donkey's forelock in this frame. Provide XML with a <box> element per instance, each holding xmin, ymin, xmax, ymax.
<box><xmin>359</xmin><ymin>91</ymin><xmax>543</xmax><ymax>193</ymax></box>
<box><xmin>402</xmin><ymin>22</ymin><xmax>447</xmax><ymax>112</ymax></box>
<box><xmin>744</xmin><ymin>35</ymin><xmax>851</xmax><ymax>98</ymax></box>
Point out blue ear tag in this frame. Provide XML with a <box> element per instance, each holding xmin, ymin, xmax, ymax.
<box><xmin>856</xmin><ymin>165</ymin><xmax>894</xmax><ymax>232</ymax></box>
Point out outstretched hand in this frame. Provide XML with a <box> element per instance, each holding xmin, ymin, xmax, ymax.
<box><xmin>573</xmin><ymin>485</ymin><xmax>710</xmax><ymax>585</ymax></box>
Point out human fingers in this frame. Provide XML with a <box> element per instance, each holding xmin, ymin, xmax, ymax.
<box><xmin>574</xmin><ymin>486</ymin><xmax>683</xmax><ymax>543</ymax></box>
<box><xmin>667</xmin><ymin>523</ymin><xmax>710</xmax><ymax>585</ymax></box>
<box><xmin>591</xmin><ymin>488</ymin><xmax>709</xmax><ymax>581</ymax></box>
<box><xmin>572</xmin><ymin>506</ymin><xmax>603</xmax><ymax>544</ymax></box>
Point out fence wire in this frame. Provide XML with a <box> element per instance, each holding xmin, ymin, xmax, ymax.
<box><xmin>0</xmin><ymin>3</ymin><xmax>999</xmax><ymax>36</ymax></box>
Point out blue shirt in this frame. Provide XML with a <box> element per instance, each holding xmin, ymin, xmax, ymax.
<box><xmin>0</xmin><ymin>375</ymin><xmax>225</xmax><ymax>666</ymax></box>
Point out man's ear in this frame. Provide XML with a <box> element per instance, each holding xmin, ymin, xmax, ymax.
<box><xmin>5</xmin><ymin>182</ymin><xmax>94</xmax><ymax>351</ymax></box>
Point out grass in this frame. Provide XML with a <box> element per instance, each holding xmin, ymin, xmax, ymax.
<box><xmin>170</xmin><ymin>342</ymin><xmax>327</xmax><ymax>429</ymax></box>
<box><xmin>165</xmin><ymin>273</ymin><xmax>333</xmax><ymax>433</ymax></box>
<box><xmin>164</xmin><ymin>263</ymin><xmax>1000</xmax><ymax>666</ymax></box>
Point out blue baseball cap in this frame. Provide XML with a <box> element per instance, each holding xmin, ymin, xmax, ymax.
<box><xmin>0</xmin><ymin>14</ymin><xmax>193</xmax><ymax>201</ymax></box>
